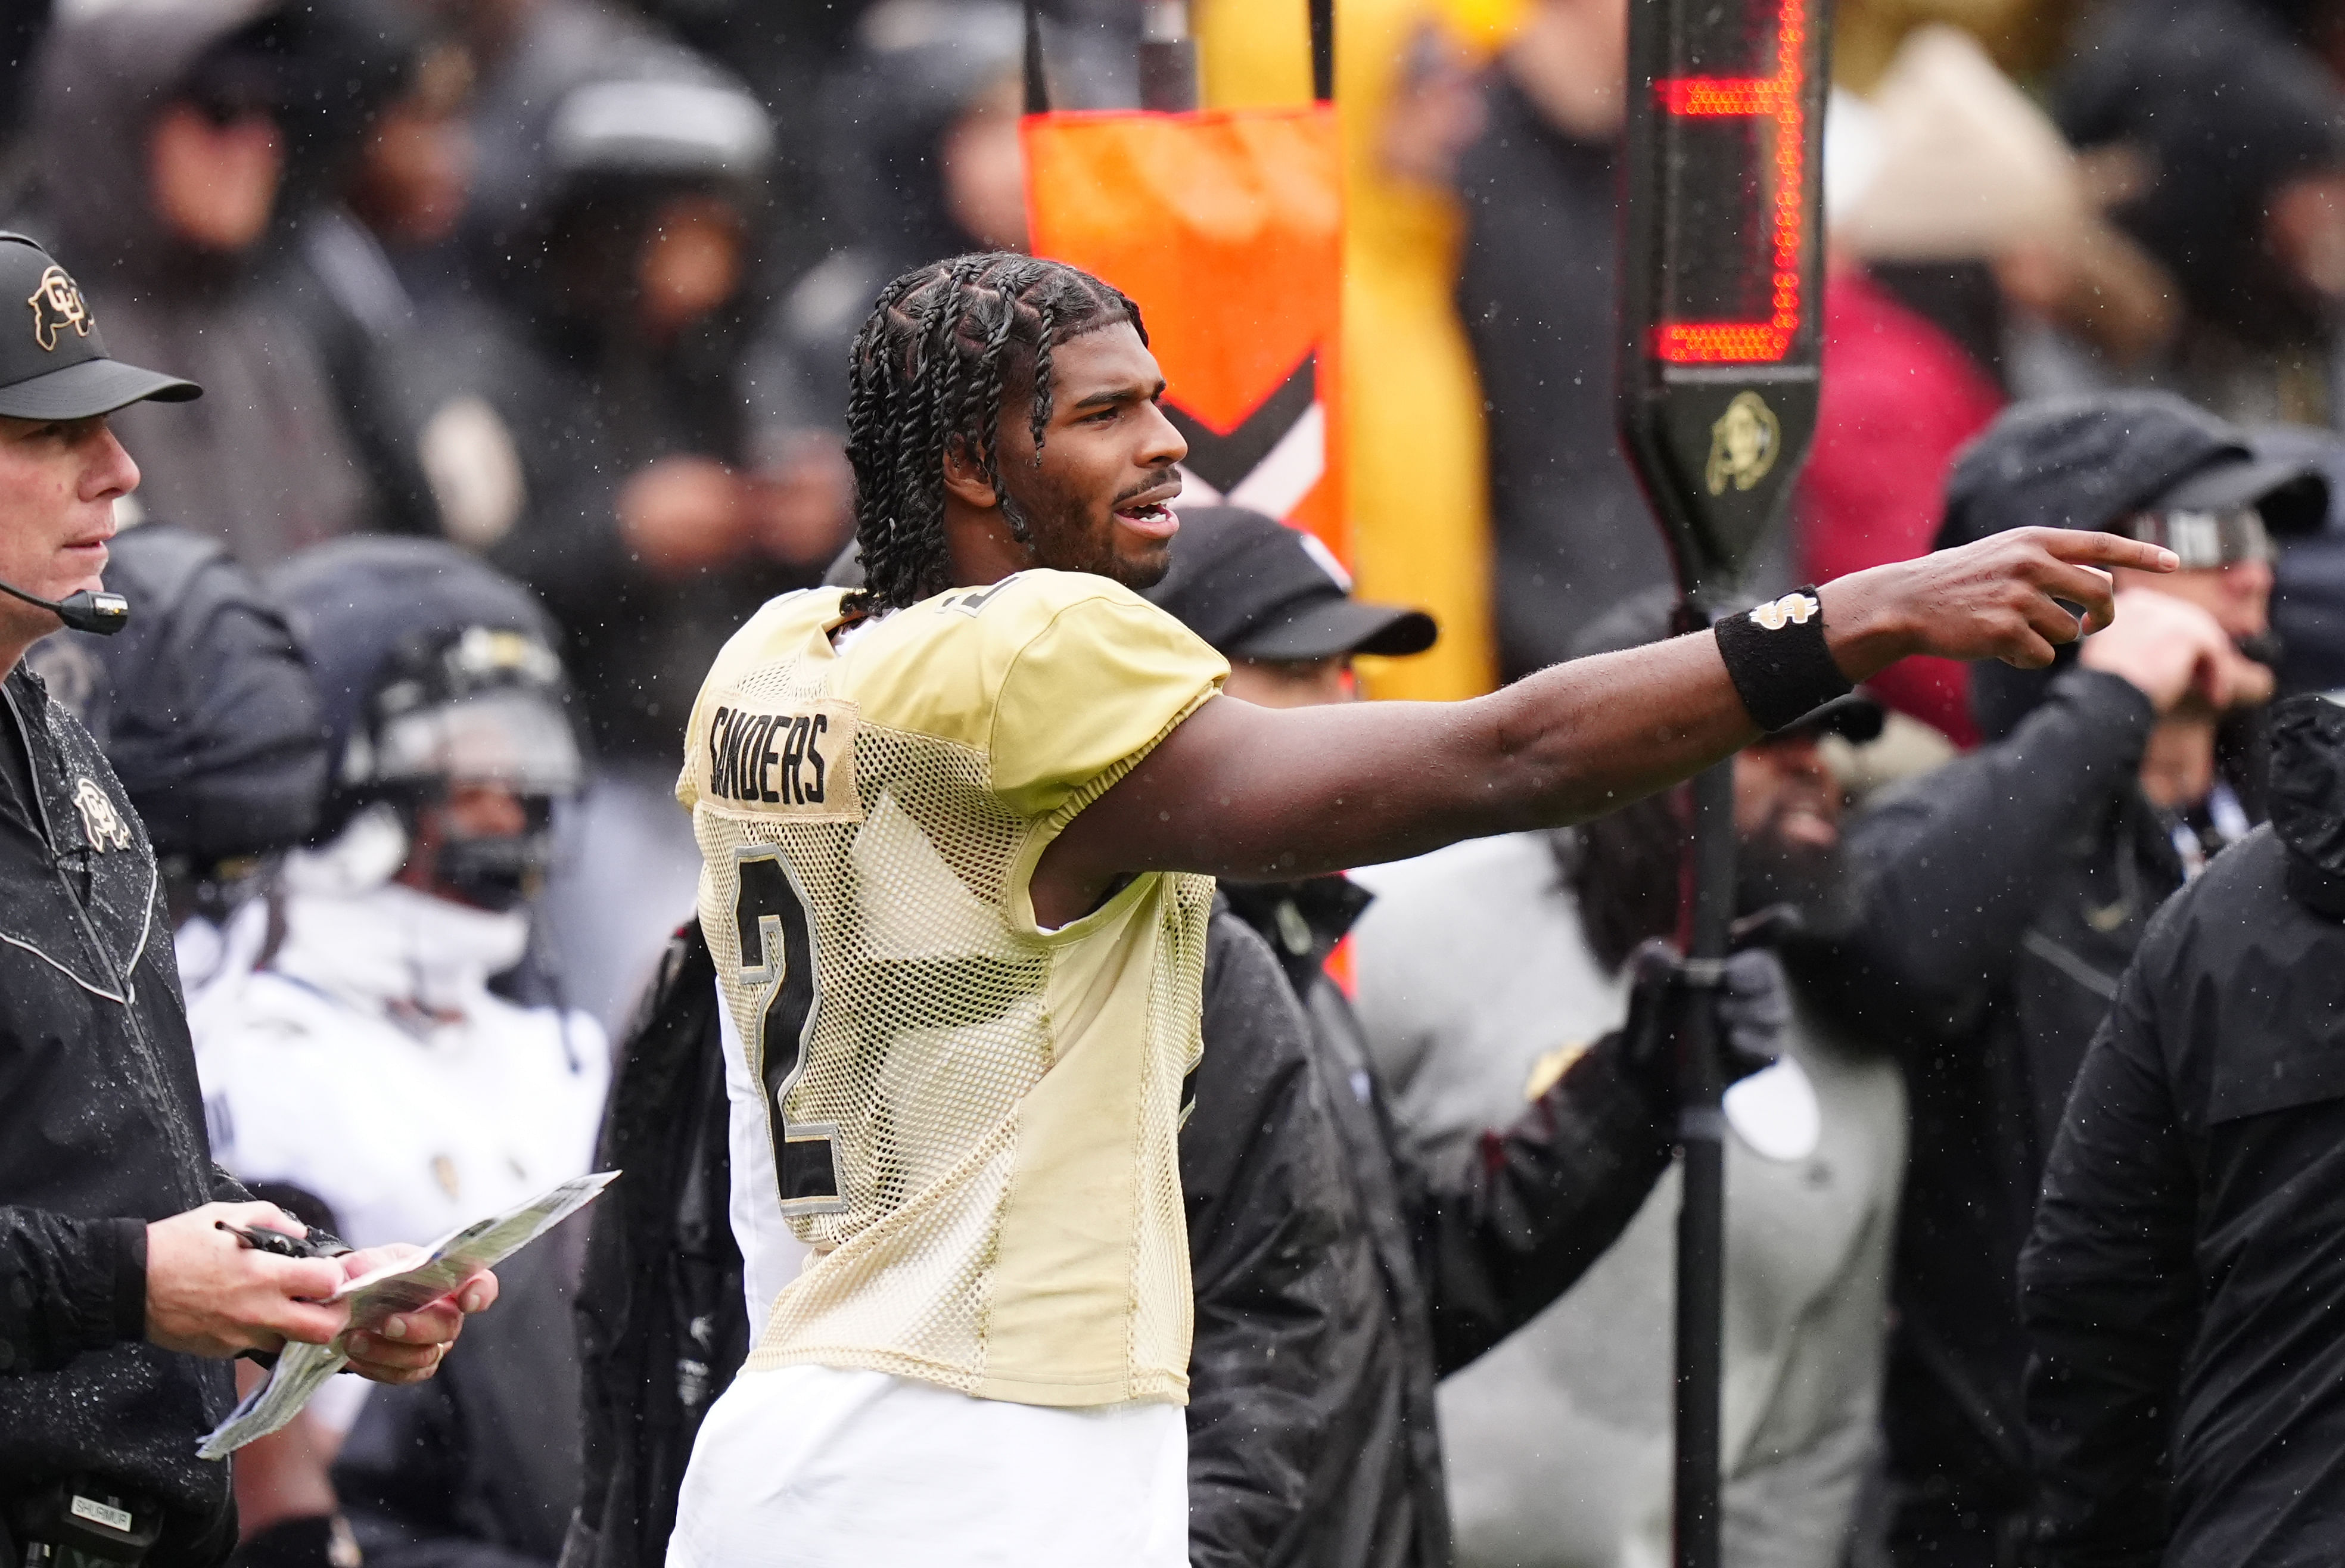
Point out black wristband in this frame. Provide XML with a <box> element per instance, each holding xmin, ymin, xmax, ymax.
<box><xmin>1712</xmin><ymin>588</ymin><xmax>1854</xmax><ymax>732</ymax></box>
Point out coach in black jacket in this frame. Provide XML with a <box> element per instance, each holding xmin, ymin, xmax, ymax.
<box><xmin>0</xmin><ymin>232</ymin><xmax>482</xmax><ymax>1566</ymax></box>
<box><xmin>0</xmin><ymin>656</ymin><xmax>252</xmax><ymax>1557</ymax></box>
<box><xmin>2022</xmin><ymin>694</ymin><xmax>2345</xmax><ymax>1566</ymax></box>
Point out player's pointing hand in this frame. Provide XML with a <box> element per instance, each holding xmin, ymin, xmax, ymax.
<box><xmin>1815</xmin><ymin>526</ymin><xmax>2178</xmax><ymax>677</ymax></box>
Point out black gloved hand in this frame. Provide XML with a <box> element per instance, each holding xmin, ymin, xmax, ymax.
<box><xmin>1715</xmin><ymin>946</ymin><xmax>1789</xmax><ymax>1080</ymax></box>
<box><xmin>1616</xmin><ymin>939</ymin><xmax>1788</xmax><ymax>1108</ymax></box>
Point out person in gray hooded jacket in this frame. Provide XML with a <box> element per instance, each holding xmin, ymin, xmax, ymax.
<box><xmin>26</xmin><ymin>0</ymin><xmax>376</xmax><ymax>565</ymax></box>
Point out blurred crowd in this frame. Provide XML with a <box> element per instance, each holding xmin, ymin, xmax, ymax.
<box><xmin>13</xmin><ymin>0</ymin><xmax>2345</xmax><ymax>1563</ymax></box>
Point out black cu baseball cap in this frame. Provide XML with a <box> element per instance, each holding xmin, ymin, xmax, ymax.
<box><xmin>1936</xmin><ymin>390</ymin><xmax>2327</xmax><ymax>556</ymax></box>
<box><xmin>0</xmin><ymin>234</ymin><xmax>201</xmax><ymax>419</ymax></box>
<box><xmin>1146</xmin><ymin>505</ymin><xmax>1437</xmax><ymax>661</ymax></box>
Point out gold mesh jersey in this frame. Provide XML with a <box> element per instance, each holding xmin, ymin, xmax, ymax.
<box><xmin>677</xmin><ymin>571</ymin><xmax>1229</xmax><ymax>1408</ymax></box>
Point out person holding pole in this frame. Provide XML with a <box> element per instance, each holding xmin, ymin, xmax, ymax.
<box><xmin>664</xmin><ymin>251</ymin><xmax>2172</xmax><ymax>1566</ymax></box>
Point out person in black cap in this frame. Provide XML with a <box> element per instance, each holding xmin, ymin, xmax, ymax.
<box><xmin>1143</xmin><ymin>503</ymin><xmax>1436</xmax><ymax>710</ymax></box>
<box><xmin>1803</xmin><ymin>389</ymin><xmax>2303</xmax><ymax>1568</ymax></box>
<box><xmin>1146</xmin><ymin>509</ymin><xmax>1786</xmax><ymax>1568</ymax></box>
<box><xmin>0</xmin><ymin>232</ymin><xmax>489</xmax><ymax>1568</ymax></box>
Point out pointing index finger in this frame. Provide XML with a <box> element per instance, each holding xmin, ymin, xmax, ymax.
<box><xmin>2038</xmin><ymin>527</ymin><xmax>2178</xmax><ymax>574</ymax></box>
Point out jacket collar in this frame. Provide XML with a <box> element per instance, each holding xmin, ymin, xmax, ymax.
<box><xmin>1218</xmin><ymin>874</ymin><xmax>1372</xmax><ymax>993</ymax></box>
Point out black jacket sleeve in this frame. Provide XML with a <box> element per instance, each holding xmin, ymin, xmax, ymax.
<box><xmin>566</xmin><ymin>922</ymin><xmax>743</xmax><ymax>1568</ymax></box>
<box><xmin>0</xmin><ymin>1206</ymin><xmax>147</xmax><ymax>1374</ymax></box>
<box><xmin>1410</xmin><ymin>1026</ymin><xmax>1678</xmax><ymax>1376</ymax></box>
<box><xmin>1822</xmin><ymin>669</ymin><xmax>2156</xmax><ymax>1031</ymax></box>
<box><xmin>1182</xmin><ymin>911</ymin><xmax>1350</xmax><ymax>1568</ymax></box>
<box><xmin>2019</xmin><ymin>934</ymin><xmax>2198</xmax><ymax>1568</ymax></box>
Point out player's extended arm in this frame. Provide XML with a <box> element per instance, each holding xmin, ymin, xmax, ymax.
<box><xmin>1036</xmin><ymin>528</ymin><xmax>2173</xmax><ymax>925</ymax></box>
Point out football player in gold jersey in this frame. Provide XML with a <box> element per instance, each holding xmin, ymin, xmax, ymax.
<box><xmin>666</xmin><ymin>254</ymin><xmax>2176</xmax><ymax>1565</ymax></box>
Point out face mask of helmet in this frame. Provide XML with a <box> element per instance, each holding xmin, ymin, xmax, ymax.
<box><xmin>431</xmin><ymin>797</ymin><xmax>560</xmax><ymax>913</ymax></box>
<box><xmin>341</xmin><ymin>627</ymin><xmax>586</xmax><ymax>911</ymax></box>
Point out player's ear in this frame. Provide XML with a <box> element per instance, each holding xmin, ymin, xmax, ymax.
<box><xmin>940</xmin><ymin>434</ymin><xmax>1001</xmax><ymax>511</ymax></box>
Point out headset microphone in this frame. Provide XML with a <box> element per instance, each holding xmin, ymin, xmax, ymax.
<box><xmin>0</xmin><ymin>578</ymin><xmax>129</xmax><ymax>635</ymax></box>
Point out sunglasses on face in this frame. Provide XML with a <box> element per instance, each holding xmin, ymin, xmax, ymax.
<box><xmin>2117</xmin><ymin>508</ymin><xmax>2274</xmax><ymax>570</ymax></box>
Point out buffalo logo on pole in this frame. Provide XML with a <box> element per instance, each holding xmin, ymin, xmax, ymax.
<box><xmin>1704</xmin><ymin>391</ymin><xmax>1782</xmax><ymax>496</ymax></box>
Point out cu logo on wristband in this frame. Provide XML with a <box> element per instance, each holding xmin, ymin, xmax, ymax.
<box><xmin>1750</xmin><ymin>592</ymin><xmax>1819</xmax><ymax>631</ymax></box>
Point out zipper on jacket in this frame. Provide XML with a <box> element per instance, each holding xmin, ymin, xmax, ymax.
<box><xmin>2</xmin><ymin>675</ymin><xmax>207</xmax><ymax>1202</ymax></box>
<box><xmin>3</xmin><ymin>678</ymin><xmax>125</xmax><ymax>994</ymax></box>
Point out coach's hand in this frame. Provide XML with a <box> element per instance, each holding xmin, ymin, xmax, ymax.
<box><xmin>1816</xmin><ymin>527</ymin><xmax>2178</xmax><ymax>679</ymax></box>
<box><xmin>146</xmin><ymin>1202</ymin><xmax>349</xmax><ymax>1358</ymax></box>
<box><xmin>334</xmin><ymin>1244</ymin><xmax>499</xmax><ymax>1386</ymax></box>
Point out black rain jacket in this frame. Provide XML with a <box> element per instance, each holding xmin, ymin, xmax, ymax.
<box><xmin>0</xmin><ymin>663</ymin><xmax>245</xmax><ymax>1561</ymax></box>
<box><xmin>1794</xmin><ymin>666</ymin><xmax>2167</xmax><ymax>1562</ymax></box>
<box><xmin>562</xmin><ymin>924</ymin><xmax>745</xmax><ymax>1568</ymax></box>
<box><xmin>2022</xmin><ymin>696</ymin><xmax>2345</xmax><ymax>1568</ymax></box>
<box><xmin>1186</xmin><ymin>881</ymin><xmax>1680</xmax><ymax>1568</ymax></box>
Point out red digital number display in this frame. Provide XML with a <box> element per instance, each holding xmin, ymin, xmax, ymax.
<box><xmin>1650</xmin><ymin>0</ymin><xmax>1808</xmax><ymax>364</ymax></box>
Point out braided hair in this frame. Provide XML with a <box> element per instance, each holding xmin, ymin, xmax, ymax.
<box><xmin>842</xmin><ymin>253</ymin><xmax>1148</xmax><ymax>614</ymax></box>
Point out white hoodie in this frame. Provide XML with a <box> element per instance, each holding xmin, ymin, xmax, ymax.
<box><xmin>190</xmin><ymin>835</ymin><xmax>609</xmax><ymax>1255</ymax></box>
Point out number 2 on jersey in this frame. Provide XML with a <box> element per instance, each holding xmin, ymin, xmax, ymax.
<box><xmin>733</xmin><ymin>848</ymin><xmax>844</xmax><ymax>1213</ymax></box>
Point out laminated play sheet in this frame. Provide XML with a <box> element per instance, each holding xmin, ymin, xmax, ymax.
<box><xmin>198</xmin><ymin>1169</ymin><xmax>617</xmax><ymax>1458</ymax></box>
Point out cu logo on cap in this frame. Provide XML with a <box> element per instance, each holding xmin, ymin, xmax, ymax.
<box><xmin>27</xmin><ymin>265</ymin><xmax>92</xmax><ymax>353</ymax></box>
